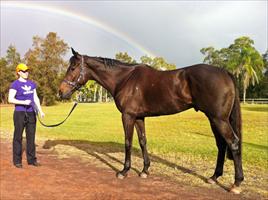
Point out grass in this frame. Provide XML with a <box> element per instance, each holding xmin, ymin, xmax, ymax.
<box><xmin>1</xmin><ymin>103</ymin><xmax>267</xmax><ymax>198</ymax></box>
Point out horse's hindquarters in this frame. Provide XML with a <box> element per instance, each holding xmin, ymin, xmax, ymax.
<box><xmin>186</xmin><ymin>65</ymin><xmax>235</xmax><ymax>117</ymax></box>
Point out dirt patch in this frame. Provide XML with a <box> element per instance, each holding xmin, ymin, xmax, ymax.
<box><xmin>0</xmin><ymin>137</ymin><xmax>258</xmax><ymax>200</ymax></box>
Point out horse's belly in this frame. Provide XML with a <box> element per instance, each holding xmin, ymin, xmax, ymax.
<box><xmin>127</xmin><ymin>98</ymin><xmax>191</xmax><ymax>117</ymax></box>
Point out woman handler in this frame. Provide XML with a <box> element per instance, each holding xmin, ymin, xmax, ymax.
<box><xmin>8</xmin><ymin>63</ymin><xmax>45</xmax><ymax>168</ymax></box>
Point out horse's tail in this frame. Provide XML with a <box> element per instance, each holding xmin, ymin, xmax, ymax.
<box><xmin>227</xmin><ymin>73</ymin><xmax>242</xmax><ymax>160</ymax></box>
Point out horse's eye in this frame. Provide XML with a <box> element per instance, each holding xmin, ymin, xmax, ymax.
<box><xmin>71</xmin><ymin>67</ymin><xmax>75</xmax><ymax>71</ymax></box>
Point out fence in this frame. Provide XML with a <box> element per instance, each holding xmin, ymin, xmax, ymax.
<box><xmin>242</xmin><ymin>98</ymin><xmax>268</xmax><ymax>104</ymax></box>
<box><xmin>76</xmin><ymin>98</ymin><xmax>268</xmax><ymax>104</ymax></box>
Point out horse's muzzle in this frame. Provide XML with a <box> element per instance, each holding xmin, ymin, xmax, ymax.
<box><xmin>58</xmin><ymin>90</ymin><xmax>71</xmax><ymax>100</ymax></box>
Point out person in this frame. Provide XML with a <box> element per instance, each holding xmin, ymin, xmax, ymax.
<box><xmin>8</xmin><ymin>63</ymin><xmax>45</xmax><ymax>168</ymax></box>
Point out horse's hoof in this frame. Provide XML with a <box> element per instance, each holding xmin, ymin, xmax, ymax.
<box><xmin>207</xmin><ymin>178</ymin><xmax>216</xmax><ymax>184</ymax></box>
<box><xmin>230</xmin><ymin>185</ymin><xmax>241</xmax><ymax>194</ymax></box>
<box><xmin>116</xmin><ymin>172</ymin><xmax>126</xmax><ymax>179</ymax></box>
<box><xmin>139</xmin><ymin>172</ymin><xmax>148</xmax><ymax>179</ymax></box>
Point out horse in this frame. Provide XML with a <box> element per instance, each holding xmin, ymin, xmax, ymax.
<box><xmin>59</xmin><ymin>48</ymin><xmax>244</xmax><ymax>194</ymax></box>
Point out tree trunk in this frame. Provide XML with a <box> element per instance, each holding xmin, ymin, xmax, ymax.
<box><xmin>93</xmin><ymin>85</ymin><xmax>97</xmax><ymax>102</ymax></box>
<box><xmin>98</xmin><ymin>86</ymin><xmax>103</xmax><ymax>102</ymax></box>
<box><xmin>243</xmin><ymin>86</ymin><xmax>246</xmax><ymax>104</ymax></box>
<box><xmin>105</xmin><ymin>90</ymin><xmax>108</xmax><ymax>102</ymax></box>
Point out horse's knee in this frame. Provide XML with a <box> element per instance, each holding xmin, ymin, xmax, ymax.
<box><xmin>125</xmin><ymin>140</ymin><xmax>132</xmax><ymax>149</ymax></box>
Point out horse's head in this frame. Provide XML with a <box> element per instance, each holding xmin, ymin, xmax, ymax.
<box><xmin>59</xmin><ymin>48</ymin><xmax>88</xmax><ymax>99</ymax></box>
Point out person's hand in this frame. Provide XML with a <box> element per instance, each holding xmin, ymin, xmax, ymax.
<box><xmin>40</xmin><ymin>111</ymin><xmax>45</xmax><ymax>118</ymax></box>
<box><xmin>24</xmin><ymin>100</ymin><xmax>31</xmax><ymax>105</ymax></box>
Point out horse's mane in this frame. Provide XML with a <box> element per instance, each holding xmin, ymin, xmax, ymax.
<box><xmin>92</xmin><ymin>56</ymin><xmax>138</xmax><ymax>68</ymax></box>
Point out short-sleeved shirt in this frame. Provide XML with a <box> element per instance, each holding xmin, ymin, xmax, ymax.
<box><xmin>10</xmin><ymin>79</ymin><xmax>36</xmax><ymax>112</ymax></box>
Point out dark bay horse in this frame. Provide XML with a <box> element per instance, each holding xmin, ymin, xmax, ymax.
<box><xmin>59</xmin><ymin>48</ymin><xmax>244</xmax><ymax>194</ymax></box>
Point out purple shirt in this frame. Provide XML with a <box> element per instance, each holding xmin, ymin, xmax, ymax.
<box><xmin>10</xmin><ymin>79</ymin><xmax>36</xmax><ymax>112</ymax></box>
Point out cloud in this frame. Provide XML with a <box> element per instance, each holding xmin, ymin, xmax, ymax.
<box><xmin>1</xmin><ymin>1</ymin><xmax>267</xmax><ymax>67</ymax></box>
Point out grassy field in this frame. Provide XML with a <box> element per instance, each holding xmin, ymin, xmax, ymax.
<box><xmin>1</xmin><ymin>103</ymin><xmax>267</xmax><ymax>198</ymax></box>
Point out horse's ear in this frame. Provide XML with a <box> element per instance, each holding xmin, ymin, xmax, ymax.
<box><xmin>71</xmin><ymin>47</ymin><xmax>80</xmax><ymax>57</ymax></box>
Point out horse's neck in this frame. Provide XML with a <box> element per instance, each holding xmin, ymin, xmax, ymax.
<box><xmin>87</xmin><ymin>59</ymin><xmax>133</xmax><ymax>96</ymax></box>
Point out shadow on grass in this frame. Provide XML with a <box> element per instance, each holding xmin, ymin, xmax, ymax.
<box><xmin>192</xmin><ymin>132</ymin><xmax>268</xmax><ymax>151</ymax></box>
<box><xmin>242</xmin><ymin>106</ymin><xmax>268</xmax><ymax>113</ymax></box>
<box><xmin>42</xmin><ymin>139</ymin><xmax>229</xmax><ymax>191</ymax></box>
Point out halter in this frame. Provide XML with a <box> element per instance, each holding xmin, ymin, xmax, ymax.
<box><xmin>63</xmin><ymin>56</ymin><xmax>86</xmax><ymax>91</ymax></box>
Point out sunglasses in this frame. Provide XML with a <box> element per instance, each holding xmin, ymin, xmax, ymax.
<box><xmin>19</xmin><ymin>70</ymin><xmax>29</xmax><ymax>73</ymax></box>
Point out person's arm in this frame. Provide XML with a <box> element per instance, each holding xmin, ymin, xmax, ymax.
<box><xmin>33</xmin><ymin>89</ymin><xmax>45</xmax><ymax>118</ymax></box>
<box><xmin>8</xmin><ymin>89</ymin><xmax>31</xmax><ymax>105</ymax></box>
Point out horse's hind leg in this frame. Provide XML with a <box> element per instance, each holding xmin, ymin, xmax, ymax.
<box><xmin>117</xmin><ymin>114</ymin><xmax>135</xmax><ymax>179</ymax></box>
<box><xmin>135</xmin><ymin>118</ymin><xmax>150</xmax><ymax>178</ymax></box>
<box><xmin>210</xmin><ymin>117</ymin><xmax>244</xmax><ymax>193</ymax></box>
<box><xmin>207</xmin><ymin>122</ymin><xmax>227</xmax><ymax>184</ymax></box>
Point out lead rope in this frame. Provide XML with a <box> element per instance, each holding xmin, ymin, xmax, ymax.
<box><xmin>35</xmin><ymin>102</ymin><xmax>78</xmax><ymax>128</ymax></box>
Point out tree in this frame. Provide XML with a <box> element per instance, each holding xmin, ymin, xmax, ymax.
<box><xmin>140</xmin><ymin>55</ymin><xmax>153</xmax><ymax>66</ymax></box>
<box><xmin>115</xmin><ymin>52</ymin><xmax>137</xmax><ymax>64</ymax></box>
<box><xmin>141</xmin><ymin>55</ymin><xmax>176</xmax><ymax>70</ymax></box>
<box><xmin>247</xmin><ymin>50</ymin><xmax>268</xmax><ymax>98</ymax></box>
<box><xmin>228</xmin><ymin>37</ymin><xmax>264</xmax><ymax>102</ymax></box>
<box><xmin>116</xmin><ymin>52</ymin><xmax>177</xmax><ymax>70</ymax></box>
<box><xmin>200</xmin><ymin>47</ymin><xmax>230</xmax><ymax>68</ymax></box>
<box><xmin>0</xmin><ymin>45</ymin><xmax>20</xmax><ymax>103</ymax></box>
<box><xmin>262</xmin><ymin>49</ymin><xmax>268</xmax><ymax>70</ymax></box>
<box><xmin>0</xmin><ymin>58</ymin><xmax>11</xmax><ymax>103</ymax></box>
<box><xmin>246</xmin><ymin>71</ymin><xmax>268</xmax><ymax>98</ymax></box>
<box><xmin>24</xmin><ymin>32</ymin><xmax>69</xmax><ymax>105</ymax></box>
<box><xmin>6</xmin><ymin>45</ymin><xmax>21</xmax><ymax>66</ymax></box>
<box><xmin>200</xmin><ymin>36</ymin><xmax>264</xmax><ymax>102</ymax></box>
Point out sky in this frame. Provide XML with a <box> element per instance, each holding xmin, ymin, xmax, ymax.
<box><xmin>1</xmin><ymin>1</ymin><xmax>267</xmax><ymax>67</ymax></box>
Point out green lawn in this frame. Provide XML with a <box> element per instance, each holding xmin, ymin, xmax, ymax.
<box><xmin>1</xmin><ymin>103</ymin><xmax>267</xmax><ymax>198</ymax></box>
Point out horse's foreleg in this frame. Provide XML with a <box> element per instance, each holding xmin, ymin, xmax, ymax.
<box><xmin>207</xmin><ymin>122</ymin><xmax>227</xmax><ymax>184</ymax></box>
<box><xmin>135</xmin><ymin>118</ymin><xmax>150</xmax><ymax>178</ymax></box>
<box><xmin>117</xmin><ymin>113</ymin><xmax>135</xmax><ymax>179</ymax></box>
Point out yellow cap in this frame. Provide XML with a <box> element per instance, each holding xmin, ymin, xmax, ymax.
<box><xmin>16</xmin><ymin>63</ymin><xmax>29</xmax><ymax>73</ymax></box>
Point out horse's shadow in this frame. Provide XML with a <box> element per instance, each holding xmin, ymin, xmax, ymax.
<box><xmin>42</xmin><ymin>139</ymin><xmax>229</xmax><ymax>191</ymax></box>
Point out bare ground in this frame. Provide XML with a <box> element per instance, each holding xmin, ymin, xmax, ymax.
<box><xmin>0</xmin><ymin>136</ymin><xmax>262</xmax><ymax>200</ymax></box>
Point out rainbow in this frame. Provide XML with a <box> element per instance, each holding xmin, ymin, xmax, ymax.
<box><xmin>2</xmin><ymin>1</ymin><xmax>155</xmax><ymax>57</ymax></box>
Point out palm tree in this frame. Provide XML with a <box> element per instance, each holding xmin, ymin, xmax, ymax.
<box><xmin>201</xmin><ymin>37</ymin><xmax>264</xmax><ymax>103</ymax></box>
<box><xmin>228</xmin><ymin>37</ymin><xmax>264</xmax><ymax>103</ymax></box>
